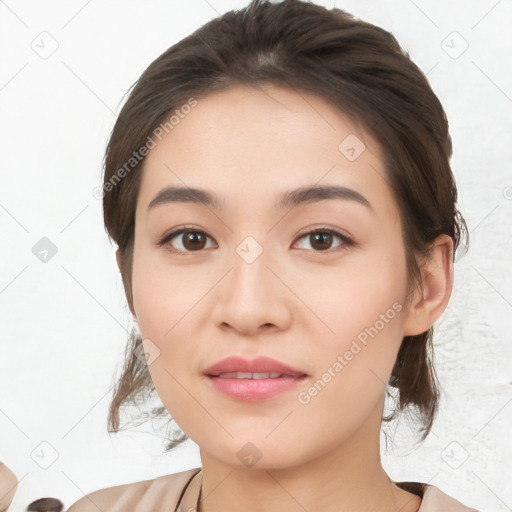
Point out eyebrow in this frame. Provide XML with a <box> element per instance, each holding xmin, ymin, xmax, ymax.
<box><xmin>147</xmin><ymin>184</ymin><xmax>373</xmax><ymax>212</ymax></box>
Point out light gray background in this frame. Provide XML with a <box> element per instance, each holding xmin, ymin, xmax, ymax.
<box><xmin>1</xmin><ymin>1</ymin><xmax>511</xmax><ymax>510</ymax></box>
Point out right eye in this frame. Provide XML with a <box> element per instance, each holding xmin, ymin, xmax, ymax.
<box><xmin>158</xmin><ymin>228</ymin><xmax>217</xmax><ymax>254</ymax></box>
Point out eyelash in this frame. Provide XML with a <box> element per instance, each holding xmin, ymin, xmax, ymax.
<box><xmin>157</xmin><ymin>225</ymin><xmax>355</xmax><ymax>255</ymax></box>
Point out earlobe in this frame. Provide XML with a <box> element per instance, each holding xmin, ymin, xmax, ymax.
<box><xmin>403</xmin><ymin>234</ymin><xmax>454</xmax><ymax>336</ymax></box>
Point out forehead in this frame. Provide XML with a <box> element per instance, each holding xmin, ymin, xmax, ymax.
<box><xmin>136</xmin><ymin>84</ymin><xmax>397</xmax><ymax>220</ymax></box>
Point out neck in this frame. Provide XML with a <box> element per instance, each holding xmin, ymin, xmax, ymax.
<box><xmin>197</xmin><ymin>400</ymin><xmax>422</xmax><ymax>512</ymax></box>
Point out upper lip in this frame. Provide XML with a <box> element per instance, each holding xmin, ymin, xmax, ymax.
<box><xmin>203</xmin><ymin>356</ymin><xmax>307</xmax><ymax>377</ymax></box>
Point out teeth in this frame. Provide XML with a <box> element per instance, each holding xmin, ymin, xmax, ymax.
<box><xmin>216</xmin><ymin>372</ymin><xmax>283</xmax><ymax>379</ymax></box>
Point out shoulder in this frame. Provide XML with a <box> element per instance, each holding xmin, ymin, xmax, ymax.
<box><xmin>396</xmin><ymin>480</ymin><xmax>481</xmax><ymax>511</ymax></box>
<box><xmin>421</xmin><ymin>484</ymin><xmax>481</xmax><ymax>511</ymax></box>
<box><xmin>67</xmin><ymin>467</ymin><xmax>200</xmax><ymax>512</ymax></box>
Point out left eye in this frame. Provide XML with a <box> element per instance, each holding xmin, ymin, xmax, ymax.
<box><xmin>158</xmin><ymin>227</ymin><xmax>352</xmax><ymax>254</ymax></box>
<box><xmin>293</xmin><ymin>229</ymin><xmax>352</xmax><ymax>252</ymax></box>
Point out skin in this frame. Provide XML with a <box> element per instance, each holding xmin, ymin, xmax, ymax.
<box><xmin>118</xmin><ymin>84</ymin><xmax>453</xmax><ymax>512</ymax></box>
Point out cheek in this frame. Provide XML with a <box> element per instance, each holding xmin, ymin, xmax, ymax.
<box><xmin>294</xmin><ymin>243</ymin><xmax>408</xmax><ymax>344</ymax></box>
<box><xmin>300</xmin><ymin>244</ymin><xmax>408</xmax><ymax>393</ymax></box>
<box><xmin>131</xmin><ymin>240</ymin><xmax>209</xmax><ymax>335</ymax></box>
<box><xmin>131</xmin><ymin>244</ymin><xmax>212</xmax><ymax>427</ymax></box>
<box><xmin>291</xmin><ymin>271</ymin><xmax>407</xmax><ymax>451</ymax></box>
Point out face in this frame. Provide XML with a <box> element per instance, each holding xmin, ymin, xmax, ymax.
<box><xmin>130</xmin><ymin>84</ymin><xmax>412</xmax><ymax>469</ymax></box>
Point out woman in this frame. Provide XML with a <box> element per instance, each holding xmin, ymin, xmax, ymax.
<box><xmin>68</xmin><ymin>0</ymin><xmax>480</xmax><ymax>510</ymax></box>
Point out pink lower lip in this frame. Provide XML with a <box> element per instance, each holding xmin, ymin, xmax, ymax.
<box><xmin>206</xmin><ymin>375</ymin><xmax>307</xmax><ymax>401</ymax></box>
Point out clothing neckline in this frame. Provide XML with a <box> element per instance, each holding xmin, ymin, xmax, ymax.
<box><xmin>395</xmin><ymin>480</ymin><xmax>426</xmax><ymax>498</ymax></box>
<box><xmin>175</xmin><ymin>469</ymin><xmax>426</xmax><ymax>512</ymax></box>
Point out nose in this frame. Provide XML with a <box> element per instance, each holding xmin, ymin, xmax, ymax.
<box><xmin>210</xmin><ymin>241</ymin><xmax>293</xmax><ymax>336</ymax></box>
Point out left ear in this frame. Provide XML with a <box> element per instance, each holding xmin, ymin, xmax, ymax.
<box><xmin>402</xmin><ymin>234</ymin><xmax>454</xmax><ymax>336</ymax></box>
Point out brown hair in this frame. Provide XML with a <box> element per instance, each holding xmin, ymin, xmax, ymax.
<box><xmin>27</xmin><ymin>498</ymin><xmax>64</xmax><ymax>512</ymax></box>
<box><xmin>103</xmin><ymin>0</ymin><xmax>468</xmax><ymax>450</ymax></box>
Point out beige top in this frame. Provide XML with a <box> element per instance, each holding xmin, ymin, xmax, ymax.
<box><xmin>67</xmin><ymin>467</ymin><xmax>481</xmax><ymax>512</ymax></box>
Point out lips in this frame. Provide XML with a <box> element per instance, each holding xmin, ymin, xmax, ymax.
<box><xmin>203</xmin><ymin>356</ymin><xmax>308</xmax><ymax>401</ymax></box>
<box><xmin>215</xmin><ymin>371</ymin><xmax>283</xmax><ymax>379</ymax></box>
<box><xmin>203</xmin><ymin>355</ymin><xmax>307</xmax><ymax>378</ymax></box>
